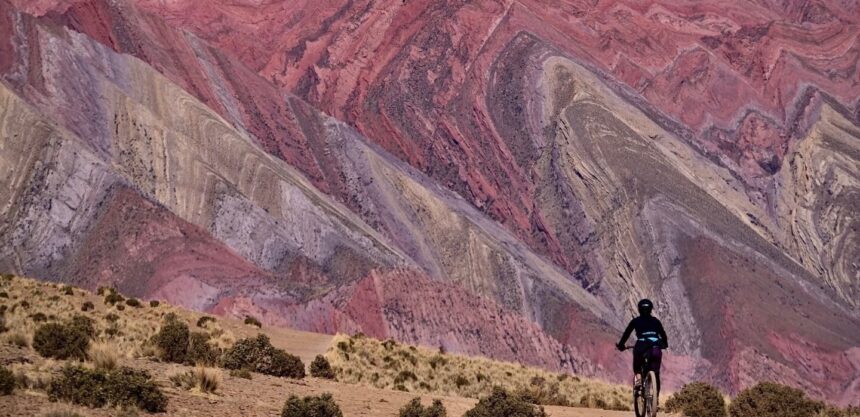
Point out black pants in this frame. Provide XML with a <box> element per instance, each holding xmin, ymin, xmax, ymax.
<box><xmin>633</xmin><ymin>341</ymin><xmax>662</xmax><ymax>393</ymax></box>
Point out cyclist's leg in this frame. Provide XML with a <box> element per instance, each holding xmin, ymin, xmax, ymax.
<box><xmin>650</xmin><ymin>346</ymin><xmax>663</xmax><ymax>394</ymax></box>
<box><xmin>632</xmin><ymin>344</ymin><xmax>644</xmax><ymax>385</ymax></box>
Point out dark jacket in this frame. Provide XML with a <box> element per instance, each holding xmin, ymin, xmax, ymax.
<box><xmin>618</xmin><ymin>315</ymin><xmax>668</xmax><ymax>349</ymax></box>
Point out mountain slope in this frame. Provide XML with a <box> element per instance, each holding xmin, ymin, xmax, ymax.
<box><xmin>0</xmin><ymin>0</ymin><xmax>858</xmax><ymax>404</ymax></box>
<box><xmin>0</xmin><ymin>0</ymin><xmax>622</xmax><ymax>382</ymax></box>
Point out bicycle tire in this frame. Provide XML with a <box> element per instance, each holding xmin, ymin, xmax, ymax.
<box><xmin>633</xmin><ymin>375</ymin><xmax>646</xmax><ymax>417</ymax></box>
<box><xmin>644</xmin><ymin>371</ymin><xmax>658</xmax><ymax>417</ymax></box>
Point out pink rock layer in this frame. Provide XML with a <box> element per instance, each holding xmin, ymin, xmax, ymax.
<box><xmin>113</xmin><ymin>0</ymin><xmax>860</xmax><ymax>274</ymax></box>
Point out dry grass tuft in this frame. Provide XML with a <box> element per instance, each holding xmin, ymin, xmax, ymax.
<box><xmin>4</xmin><ymin>331</ymin><xmax>29</xmax><ymax>348</ymax></box>
<box><xmin>88</xmin><ymin>341</ymin><xmax>120</xmax><ymax>371</ymax></box>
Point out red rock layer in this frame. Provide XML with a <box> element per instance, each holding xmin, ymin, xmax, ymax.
<box><xmin>678</xmin><ymin>236</ymin><xmax>860</xmax><ymax>400</ymax></box>
<box><xmin>63</xmin><ymin>186</ymin><xmax>278</xmax><ymax>311</ymax></box>
<box><xmin>115</xmin><ymin>0</ymin><xmax>860</xmax><ymax>273</ymax></box>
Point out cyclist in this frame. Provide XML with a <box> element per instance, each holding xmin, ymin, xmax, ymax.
<box><xmin>616</xmin><ymin>299</ymin><xmax>668</xmax><ymax>393</ymax></box>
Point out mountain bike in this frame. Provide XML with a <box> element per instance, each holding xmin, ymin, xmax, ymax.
<box><xmin>622</xmin><ymin>344</ymin><xmax>660</xmax><ymax>417</ymax></box>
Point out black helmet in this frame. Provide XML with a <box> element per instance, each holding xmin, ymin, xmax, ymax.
<box><xmin>637</xmin><ymin>299</ymin><xmax>654</xmax><ymax>316</ymax></box>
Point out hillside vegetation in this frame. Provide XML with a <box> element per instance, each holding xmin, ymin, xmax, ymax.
<box><xmin>0</xmin><ymin>275</ymin><xmax>629</xmax><ymax>416</ymax></box>
<box><xmin>326</xmin><ymin>334</ymin><xmax>628</xmax><ymax>410</ymax></box>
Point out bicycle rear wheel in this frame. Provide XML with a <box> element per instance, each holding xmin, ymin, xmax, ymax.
<box><xmin>633</xmin><ymin>375</ymin><xmax>646</xmax><ymax>417</ymax></box>
<box><xmin>643</xmin><ymin>371</ymin><xmax>658</xmax><ymax>417</ymax></box>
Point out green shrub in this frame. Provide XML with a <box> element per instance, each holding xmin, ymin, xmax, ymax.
<box><xmin>187</xmin><ymin>332</ymin><xmax>219</xmax><ymax>365</ymax></box>
<box><xmin>96</xmin><ymin>286</ymin><xmax>108</xmax><ymax>296</ymax></box>
<box><xmin>104</xmin><ymin>292</ymin><xmax>124</xmax><ymax>305</ymax></box>
<box><xmin>149</xmin><ymin>300</ymin><xmax>160</xmax><ymax>308</ymax></box>
<box><xmin>153</xmin><ymin>314</ymin><xmax>189</xmax><ymax>363</ymax></box>
<box><xmin>464</xmin><ymin>387</ymin><xmax>547</xmax><ymax>417</ymax></box>
<box><xmin>61</xmin><ymin>285</ymin><xmax>74</xmax><ymax>296</ymax></box>
<box><xmin>0</xmin><ymin>366</ymin><xmax>14</xmax><ymax>395</ymax></box>
<box><xmin>399</xmin><ymin>398</ymin><xmax>447</xmax><ymax>417</ymax></box>
<box><xmin>48</xmin><ymin>365</ymin><xmax>167</xmax><ymax>413</ymax></box>
<box><xmin>665</xmin><ymin>382</ymin><xmax>727</xmax><ymax>417</ymax></box>
<box><xmin>115</xmin><ymin>304</ymin><xmax>125</xmax><ymax>311</ymax></box>
<box><xmin>281</xmin><ymin>393</ymin><xmax>342</xmax><ymax>417</ymax></box>
<box><xmin>395</xmin><ymin>370</ymin><xmax>418</xmax><ymax>385</ymax></box>
<box><xmin>729</xmin><ymin>382</ymin><xmax>822</xmax><ymax>417</ymax></box>
<box><xmin>244</xmin><ymin>315</ymin><xmax>262</xmax><ymax>328</ymax></box>
<box><xmin>125</xmin><ymin>298</ymin><xmax>141</xmax><ymax>308</ymax></box>
<box><xmin>222</xmin><ymin>334</ymin><xmax>305</xmax><ymax>378</ymax></box>
<box><xmin>310</xmin><ymin>355</ymin><xmax>336</xmax><ymax>379</ymax></box>
<box><xmin>81</xmin><ymin>301</ymin><xmax>95</xmax><ymax>312</ymax></box>
<box><xmin>105</xmin><ymin>313</ymin><xmax>120</xmax><ymax>323</ymax></box>
<box><xmin>32</xmin><ymin>321</ymin><xmax>91</xmax><ymax>360</ymax></box>
<box><xmin>0</xmin><ymin>292</ymin><xmax>7</xmax><ymax>298</ymax></box>
<box><xmin>30</xmin><ymin>312</ymin><xmax>48</xmax><ymax>322</ymax></box>
<box><xmin>196</xmin><ymin>316</ymin><xmax>216</xmax><ymax>328</ymax></box>
<box><xmin>70</xmin><ymin>315</ymin><xmax>96</xmax><ymax>338</ymax></box>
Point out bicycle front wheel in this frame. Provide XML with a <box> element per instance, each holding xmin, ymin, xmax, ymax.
<box><xmin>643</xmin><ymin>371</ymin><xmax>658</xmax><ymax>417</ymax></box>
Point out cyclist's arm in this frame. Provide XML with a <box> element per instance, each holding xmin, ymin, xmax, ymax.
<box><xmin>618</xmin><ymin>320</ymin><xmax>635</xmax><ymax>346</ymax></box>
<box><xmin>658</xmin><ymin>321</ymin><xmax>668</xmax><ymax>349</ymax></box>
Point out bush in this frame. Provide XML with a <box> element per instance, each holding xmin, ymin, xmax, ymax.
<box><xmin>399</xmin><ymin>398</ymin><xmax>447</xmax><ymax>417</ymax></box>
<box><xmin>0</xmin><ymin>366</ymin><xmax>14</xmax><ymax>395</ymax></box>
<box><xmin>464</xmin><ymin>387</ymin><xmax>548</xmax><ymax>417</ymax></box>
<box><xmin>281</xmin><ymin>393</ymin><xmax>342</xmax><ymax>417</ymax></box>
<box><xmin>69</xmin><ymin>315</ymin><xmax>96</xmax><ymax>338</ymax></box>
<box><xmin>30</xmin><ymin>312</ymin><xmax>48</xmax><ymax>322</ymax></box>
<box><xmin>222</xmin><ymin>334</ymin><xmax>305</xmax><ymax>378</ymax></box>
<box><xmin>729</xmin><ymin>382</ymin><xmax>822</xmax><ymax>417</ymax></box>
<box><xmin>153</xmin><ymin>314</ymin><xmax>189</xmax><ymax>363</ymax></box>
<box><xmin>32</xmin><ymin>321</ymin><xmax>91</xmax><ymax>360</ymax></box>
<box><xmin>665</xmin><ymin>382</ymin><xmax>727</xmax><ymax>417</ymax></box>
<box><xmin>81</xmin><ymin>301</ymin><xmax>95</xmax><ymax>312</ymax></box>
<box><xmin>244</xmin><ymin>315</ymin><xmax>262</xmax><ymax>328</ymax></box>
<box><xmin>61</xmin><ymin>285</ymin><xmax>74</xmax><ymax>296</ymax></box>
<box><xmin>196</xmin><ymin>316</ymin><xmax>216</xmax><ymax>328</ymax></box>
<box><xmin>149</xmin><ymin>300</ymin><xmax>160</xmax><ymax>308</ymax></box>
<box><xmin>96</xmin><ymin>286</ymin><xmax>108</xmax><ymax>296</ymax></box>
<box><xmin>310</xmin><ymin>355</ymin><xmax>336</xmax><ymax>379</ymax></box>
<box><xmin>104</xmin><ymin>292</ymin><xmax>125</xmax><ymax>305</ymax></box>
<box><xmin>187</xmin><ymin>332</ymin><xmax>219</xmax><ymax>365</ymax></box>
<box><xmin>48</xmin><ymin>365</ymin><xmax>167</xmax><ymax>413</ymax></box>
<box><xmin>125</xmin><ymin>298</ymin><xmax>141</xmax><ymax>308</ymax></box>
